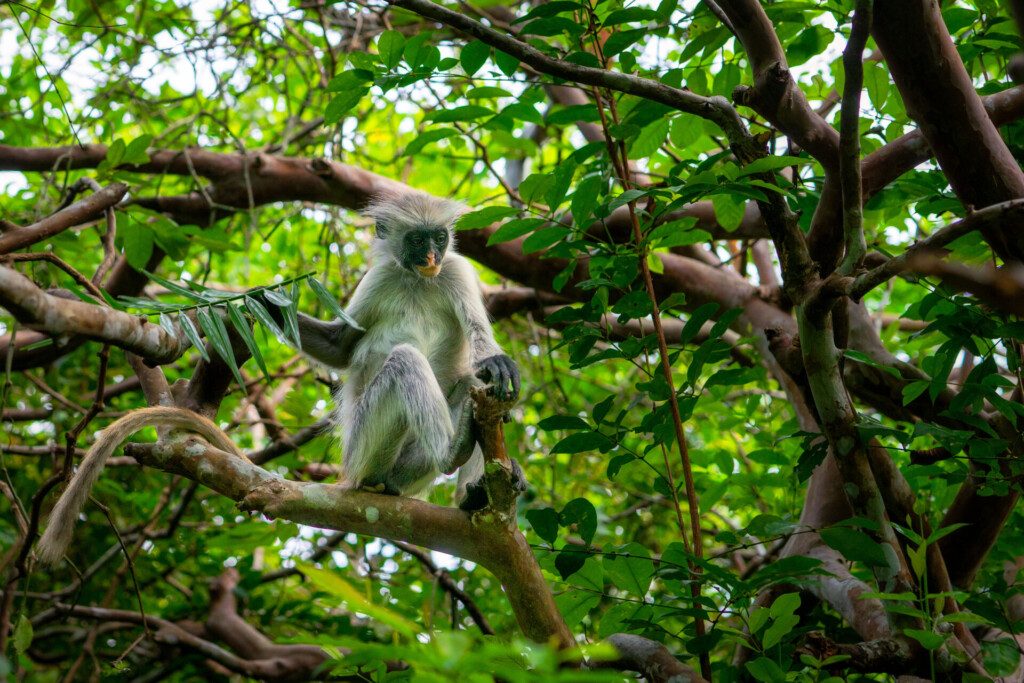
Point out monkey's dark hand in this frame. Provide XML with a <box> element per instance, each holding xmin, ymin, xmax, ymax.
<box><xmin>474</xmin><ymin>354</ymin><xmax>520</xmax><ymax>401</ymax></box>
<box><xmin>458</xmin><ymin>459</ymin><xmax>527</xmax><ymax>512</ymax></box>
<box><xmin>244</xmin><ymin>288</ymin><xmax>286</xmax><ymax>327</ymax></box>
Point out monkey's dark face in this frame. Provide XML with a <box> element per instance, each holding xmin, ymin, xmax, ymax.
<box><xmin>401</xmin><ymin>227</ymin><xmax>450</xmax><ymax>278</ymax></box>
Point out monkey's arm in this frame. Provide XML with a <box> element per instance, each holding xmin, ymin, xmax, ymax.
<box><xmin>249</xmin><ymin>290</ymin><xmax>366</xmax><ymax>369</ymax></box>
<box><xmin>447</xmin><ymin>256</ymin><xmax>520</xmax><ymax>400</ymax></box>
<box><xmin>293</xmin><ymin>315</ymin><xmax>364</xmax><ymax>369</ymax></box>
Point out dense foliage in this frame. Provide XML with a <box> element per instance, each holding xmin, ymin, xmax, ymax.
<box><xmin>1</xmin><ymin>0</ymin><xmax>1024</xmax><ymax>680</ymax></box>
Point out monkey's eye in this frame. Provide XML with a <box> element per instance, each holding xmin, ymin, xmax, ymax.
<box><xmin>435</xmin><ymin>231</ymin><xmax>448</xmax><ymax>244</ymax></box>
<box><xmin>410</xmin><ymin>234</ymin><xmax>425</xmax><ymax>246</ymax></box>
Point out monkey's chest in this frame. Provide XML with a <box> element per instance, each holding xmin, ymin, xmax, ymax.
<box><xmin>362</xmin><ymin>291</ymin><xmax>468</xmax><ymax>383</ymax></box>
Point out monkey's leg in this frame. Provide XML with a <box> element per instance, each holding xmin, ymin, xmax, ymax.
<box><xmin>343</xmin><ymin>344</ymin><xmax>453</xmax><ymax>493</ymax></box>
<box><xmin>444</xmin><ymin>376</ymin><xmax>480</xmax><ymax>475</ymax></box>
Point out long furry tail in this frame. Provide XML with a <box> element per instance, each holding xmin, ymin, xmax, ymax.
<box><xmin>36</xmin><ymin>406</ymin><xmax>240</xmax><ymax>566</ymax></box>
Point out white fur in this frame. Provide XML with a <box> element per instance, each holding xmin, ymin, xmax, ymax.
<box><xmin>336</xmin><ymin>195</ymin><xmax>503</xmax><ymax>496</ymax></box>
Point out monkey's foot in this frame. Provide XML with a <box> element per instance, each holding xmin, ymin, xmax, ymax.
<box><xmin>360</xmin><ymin>482</ymin><xmax>403</xmax><ymax>496</ymax></box>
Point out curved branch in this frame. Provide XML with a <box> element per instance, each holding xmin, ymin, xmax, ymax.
<box><xmin>0</xmin><ymin>182</ymin><xmax>128</xmax><ymax>254</ymax></box>
<box><xmin>600</xmin><ymin>633</ymin><xmax>709</xmax><ymax>683</ymax></box>
<box><xmin>123</xmin><ymin>435</ymin><xmax>573</xmax><ymax>646</ymax></box>
<box><xmin>386</xmin><ymin>0</ymin><xmax>753</xmax><ymax>150</ymax></box>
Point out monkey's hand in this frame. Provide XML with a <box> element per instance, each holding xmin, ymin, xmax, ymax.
<box><xmin>244</xmin><ymin>288</ymin><xmax>286</xmax><ymax>327</ymax></box>
<box><xmin>474</xmin><ymin>354</ymin><xmax>520</xmax><ymax>401</ymax></box>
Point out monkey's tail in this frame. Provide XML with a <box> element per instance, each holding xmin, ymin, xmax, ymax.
<box><xmin>36</xmin><ymin>406</ymin><xmax>241</xmax><ymax>566</ymax></box>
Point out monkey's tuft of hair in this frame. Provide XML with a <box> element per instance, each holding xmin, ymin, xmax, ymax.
<box><xmin>364</xmin><ymin>191</ymin><xmax>466</xmax><ymax>238</ymax></box>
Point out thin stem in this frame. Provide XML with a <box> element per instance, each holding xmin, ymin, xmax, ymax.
<box><xmin>837</xmin><ymin>0</ymin><xmax>873</xmax><ymax>277</ymax></box>
<box><xmin>583</xmin><ymin>11</ymin><xmax>711</xmax><ymax>678</ymax></box>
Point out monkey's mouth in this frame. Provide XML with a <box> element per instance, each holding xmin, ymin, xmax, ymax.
<box><xmin>416</xmin><ymin>264</ymin><xmax>441</xmax><ymax>277</ymax></box>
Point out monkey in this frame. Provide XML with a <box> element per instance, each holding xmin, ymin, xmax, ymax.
<box><xmin>36</xmin><ymin>194</ymin><xmax>521</xmax><ymax>565</ymax></box>
<box><xmin>260</xmin><ymin>192</ymin><xmax>522</xmax><ymax>505</ymax></box>
<box><xmin>36</xmin><ymin>406</ymin><xmax>242</xmax><ymax>566</ymax></box>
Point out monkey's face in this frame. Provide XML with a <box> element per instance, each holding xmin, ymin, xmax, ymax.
<box><xmin>401</xmin><ymin>227</ymin><xmax>450</xmax><ymax>278</ymax></box>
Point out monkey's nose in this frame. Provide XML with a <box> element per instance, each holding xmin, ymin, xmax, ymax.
<box><xmin>416</xmin><ymin>253</ymin><xmax>441</xmax><ymax>277</ymax></box>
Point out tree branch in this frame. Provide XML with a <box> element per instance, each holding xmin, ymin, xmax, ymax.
<box><xmin>0</xmin><ymin>265</ymin><xmax>188</xmax><ymax>364</ymax></box>
<box><xmin>0</xmin><ymin>182</ymin><xmax>128</xmax><ymax>254</ymax></box>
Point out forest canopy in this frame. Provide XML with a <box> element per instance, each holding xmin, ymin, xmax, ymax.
<box><xmin>2</xmin><ymin>0</ymin><xmax>1024</xmax><ymax>681</ymax></box>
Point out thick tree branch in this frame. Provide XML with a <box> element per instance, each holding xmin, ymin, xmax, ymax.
<box><xmin>872</xmin><ymin>0</ymin><xmax>1024</xmax><ymax>262</ymax></box>
<box><xmin>0</xmin><ymin>265</ymin><xmax>188</xmax><ymax>364</ymax></box>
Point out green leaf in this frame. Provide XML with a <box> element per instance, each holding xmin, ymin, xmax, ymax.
<box><xmin>425</xmin><ymin>105</ymin><xmax>493</xmax><ymax>123</ymax></box>
<box><xmin>711</xmin><ymin>192</ymin><xmax>745</xmax><ymax>232</ymax></box>
<box><xmin>494</xmin><ymin>50</ymin><xmax>519</xmax><ymax>76</ymax></box>
<box><xmin>197</xmin><ymin>307</ymin><xmax>244</xmax><ymax>387</ymax></box>
<box><xmin>605</xmin><ymin>542</ymin><xmax>653</xmax><ymax>596</ymax></box>
<box><xmin>555</xmin><ymin>589</ymin><xmax>600</xmax><ymax>624</ymax></box>
<box><xmin>560</xmin><ymin>497</ymin><xmax>597</xmax><ymax>545</ymax></box>
<box><xmin>404</xmin><ymin>128</ymin><xmax>458</xmax><ymax>156</ymax></box>
<box><xmin>13</xmin><ymin>614</ymin><xmax>32</xmax><ymax>654</ymax></box>
<box><xmin>243</xmin><ymin>295</ymin><xmax>286</xmax><ymax>343</ymax></box>
<box><xmin>105</xmin><ymin>138</ymin><xmax>126</xmax><ymax>167</ymax></box>
<box><xmin>570</xmin><ymin>175</ymin><xmax>604</xmax><ymax>226</ymax></box>
<box><xmin>461</xmin><ymin>40</ymin><xmax>490</xmax><ymax>76</ymax></box>
<box><xmin>552</xmin><ymin>431</ymin><xmax>612</xmax><ymax>454</ymax></box>
<box><xmin>123</xmin><ymin>134</ymin><xmax>152</xmax><ymax>164</ymax></box>
<box><xmin>298</xmin><ymin>562</ymin><xmax>419</xmax><ymax>638</ymax></box>
<box><xmin>455</xmin><ymin>205</ymin><xmax>518</xmax><ymax>231</ymax></box>
<box><xmin>227</xmin><ymin>302</ymin><xmax>268</xmax><ymax>380</ymax></box>
<box><xmin>902</xmin><ymin>380</ymin><xmax>929</xmax><ymax>406</ymax></box>
<box><xmin>547</xmin><ymin>104</ymin><xmax>602</xmax><ymax>125</ymax></box>
<box><xmin>746</xmin><ymin>656</ymin><xmax>786</xmax><ymax>683</ymax></box>
<box><xmin>307</xmin><ymin>277</ymin><xmax>363</xmax><ymax>329</ymax></box>
<box><xmin>603</xmin><ymin>29</ymin><xmax>645</xmax><ymax>57</ymax></box>
<box><xmin>745</xmin><ymin>655</ymin><xmax>782</xmax><ymax>683</ymax></box>
<box><xmin>327</xmin><ymin>69</ymin><xmax>373</xmax><ymax>92</ymax></box>
<box><xmin>521</xmin><ymin>17</ymin><xmax>584</xmax><ymax>37</ymax></box>
<box><xmin>522</xmin><ymin>226</ymin><xmax>569</xmax><ymax>254</ymax></box>
<box><xmin>628</xmin><ymin>118</ymin><xmax>669</xmax><ymax>159</ymax></box>
<box><xmin>904</xmin><ymin>628</ymin><xmax>948</xmax><ymax>651</ymax></box>
<box><xmin>669</xmin><ymin>116</ymin><xmax>700</xmax><ymax>148</ymax></box>
<box><xmin>603</xmin><ymin>8</ymin><xmax>659</xmax><ymax>25</ymax></box>
<box><xmin>820</xmin><ymin>527</ymin><xmax>889</xmax><ymax>567</ymax></box>
<box><xmin>740</xmin><ymin>155</ymin><xmax>806</xmax><ymax>175</ymax></box>
<box><xmin>142</xmin><ymin>270</ymin><xmax>203</xmax><ymax>301</ymax></box>
<box><xmin>512</xmin><ymin>1</ymin><xmax>581</xmax><ymax>24</ymax></box>
<box><xmin>538</xmin><ymin>415</ymin><xmax>590</xmax><ymax>431</ymax></box>
<box><xmin>325</xmin><ymin>88</ymin><xmax>367</xmax><ymax>123</ymax></box>
<box><xmin>265</xmin><ymin>289</ymin><xmax>302</xmax><ymax>348</ymax></box>
<box><xmin>177</xmin><ymin>312</ymin><xmax>210</xmax><ymax>361</ymax></box>
<box><xmin>762</xmin><ymin>613</ymin><xmax>799</xmax><ymax>650</ymax></box>
<box><xmin>982</xmin><ymin>637</ymin><xmax>1021</xmax><ymax>677</ymax></box>
<box><xmin>465</xmin><ymin>86</ymin><xmax>511</xmax><ymax>99</ymax></box>
<box><xmin>648</xmin><ymin>219</ymin><xmax>708</xmax><ymax>249</ymax></box>
<box><xmin>526</xmin><ymin>507</ymin><xmax>559</xmax><ymax>543</ymax></box>
<box><xmin>118</xmin><ymin>214</ymin><xmax>154</xmax><ymax>269</ymax></box>
<box><xmin>377</xmin><ymin>30</ymin><xmax>405</xmax><ymax>69</ymax></box>
<box><xmin>555</xmin><ymin>550</ymin><xmax>587</xmax><ymax>579</ymax></box>
<box><xmin>749</xmin><ymin>607</ymin><xmax>770</xmax><ymax>634</ymax></box>
<box><xmin>546</xmin><ymin>158</ymin><xmax>577</xmax><ymax>209</ymax></box>
<box><xmin>864</xmin><ymin>61</ymin><xmax>890</xmax><ymax>111</ymax></box>
<box><xmin>608</xmin><ymin>189</ymin><xmax>647</xmax><ymax>212</ymax></box>
<box><xmin>487</xmin><ymin>217</ymin><xmax>547</xmax><ymax>245</ymax></box>
<box><xmin>519</xmin><ymin>172</ymin><xmax>554</xmax><ymax>206</ymax></box>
